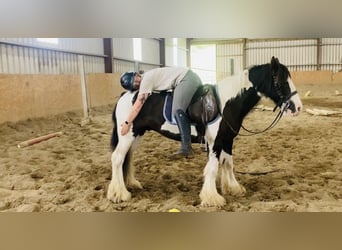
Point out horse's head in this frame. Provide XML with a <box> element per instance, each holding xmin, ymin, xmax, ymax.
<box><xmin>269</xmin><ymin>57</ymin><xmax>302</xmax><ymax>116</ymax></box>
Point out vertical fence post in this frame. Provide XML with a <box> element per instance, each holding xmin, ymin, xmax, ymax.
<box><xmin>242</xmin><ymin>38</ymin><xmax>247</xmax><ymax>69</ymax></box>
<box><xmin>160</xmin><ymin>38</ymin><xmax>166</xmax><ymax>67</ymax></box>
<box><xmin>78</xmin><ymin>55</ymin><xmax>90</xmax><ymax>120</ymax></box>
<box><xmin>103</xmin><ymin>38</ymin><xmax>113</xmax><ymax>73</ymax></box>
<box><xmin>317</xmin><ymin>38</ymin><xmax>322</xmax><ymax>71</ymax></box>
<box><xmin>134</xmin><ymin>61</ymin><xmax>139</xmax><ymax>73</ymax></box>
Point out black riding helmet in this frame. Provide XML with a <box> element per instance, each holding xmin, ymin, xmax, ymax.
<box><xmin>120</xmin><ymin>71</ymin><xmax>136</xmax><ymax>91</ymax></box>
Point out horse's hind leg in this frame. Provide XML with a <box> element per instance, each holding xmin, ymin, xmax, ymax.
<box><xmin>107</xmin><ymin>136</ymin><xmax>135</xmax><ymax>203</ymax></box>
<box><xmin>125</xmin><ymin>137</ymin><xmax>142</xmax><ymax>189</ymax></box>
<box><xmin>220</xmin><ymin>151</ymin><xmax>246</xmax><ymax>196</ymax></box>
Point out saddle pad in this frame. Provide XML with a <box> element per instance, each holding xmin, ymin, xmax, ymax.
<box><xmin>163</xmin><ymin>93</ymin><xmax>176</xmax><ymax>124</ymax></box>
<box><xmin>162</xmin><ymin>95</ymin><xmax>199</xmax><ymax>125</ymax></box>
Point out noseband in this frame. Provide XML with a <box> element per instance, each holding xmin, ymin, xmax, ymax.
<box><xmin>272</xmin><ymin>75</ymin><xmax>298</xmax><ymax>112</ymax></box>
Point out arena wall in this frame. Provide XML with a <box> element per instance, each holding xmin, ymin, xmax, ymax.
<box><xmin>0</xmin><ymin>73</ymin><xmax>123</xmax><ymax>124</ymax></box>
<box><xmin>291</xmin><ymin>71</ymin><xmax>342</xmax><ymax>85</ymax></box>
<box><xmin>0</xmin><ymin>71</ymin><xmax>341</xmax><ymax>124</ymax></box>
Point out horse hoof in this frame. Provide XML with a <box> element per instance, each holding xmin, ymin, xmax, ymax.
<box><xmin>229</xmin><ymin>185</ymin><xmax>246</xmax><ymax>196</ymax></box>
<box><xmin>107</xmin><ymin>191</ymin><xmax>131</xmax><ymax>203</ymax></box>
<box><xmin>127</xmin><ymin>179</ymin><xmax>143</xmax><ymax>189</ymax></box>
<box><xmin>199</xmin><ymin>191</ymin><xmax>226</xmax><ymax>207</ymax></box>
<box><xmin>200</xmin><ymin>198</ymin><xmax>226</xmax><ymax>208</ymax></box>
<box><xmin>107</xmin><ymin>182</ymin><xmax>132</xmax><ymax>203</ymax></box>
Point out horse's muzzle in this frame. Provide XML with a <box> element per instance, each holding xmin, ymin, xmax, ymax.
<box><xmin>283</xmin><ymin>90</ymin><xmax>302</xmax><ymax>116</ymax></box>
<box><xmin>286</xmin><ymin>100</ymin><xmax>301</xmax><ymax>116</ymax></box>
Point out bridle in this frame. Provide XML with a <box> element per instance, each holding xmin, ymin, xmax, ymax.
<box><xmin>222</xmin><ymin>74</ymin><xmax>298</xmax><ymax>136</ymax></box>
<box><xmin>271</xmin><ymin>75</ymin><xmax>298</xmax><ymax>112</ymax></box>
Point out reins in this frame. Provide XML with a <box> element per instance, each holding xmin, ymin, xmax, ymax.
<box><xmin>221</xmin><ymin>106</ymin><xmax>284</xmax><ymax>137</ymax></box>
<box><xmin>221</xmin><ymin>90</ymin><xmax>298</xmax><ymax>137</ymax></box>
<box><xmin>240</xmin><ymin>108</ymin><xmax>284</xmax><ymax>135</ymax></box>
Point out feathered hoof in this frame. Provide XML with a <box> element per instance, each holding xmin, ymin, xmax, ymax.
<box><xmin>127</xmin><ymin>179</ymin><xmax>143</xmax><ymax>189</ymax></box>
<box><xmin>107</xmin><ymin>182</ymin><xmax>131</xmax><ymax>203</ymax></box>
<box><xmin>199</xmin><ymin>191</ymin><xmax>226</xmax><ymax>207</ymax></box>
<box><xmin>228</xmin><ymin>184</ymin><xmax>246</xmax><ymax>196</ymax></box>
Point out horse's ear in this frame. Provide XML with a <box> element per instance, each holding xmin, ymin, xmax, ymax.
<box><xmin>271</xmin><ymin>56</ymin><xmax>280</xmax><ymax>73</ymax></box>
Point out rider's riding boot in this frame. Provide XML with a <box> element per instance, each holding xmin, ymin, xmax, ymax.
<box><xmin>171</xmin><ymin>109</ymin><xmax>194</xmax><ymax>159</ymax></box>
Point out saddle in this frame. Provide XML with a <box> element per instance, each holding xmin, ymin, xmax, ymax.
<box><xmin>188</xmin><ymin>84</ymin><xmax>220</xmax><ymax>124</ymax></box>
<box><xmin>163</xmin><ymin>84</ymin><xmax>220</xmax><ymax>135</ymax></box>
<box><xmin>131</xmin><ymin>84</ymin><xmax>221</xmax><ymax>137</ymax></box>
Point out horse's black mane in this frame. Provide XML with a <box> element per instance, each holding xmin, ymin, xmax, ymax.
<box><xmin>248</xmin><ymin>62</ymin><xmax>291</xmax><ymax>100</ymax></box>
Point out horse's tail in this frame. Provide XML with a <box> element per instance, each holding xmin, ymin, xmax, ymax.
<box><xmin>110</xmin><ymin>103</ymin><xmax>119</xmax><ymax>151</ymax></box>
<box><xmin>122</xmin><ymin>150</ymin><xmax>130</xmax><ymax>179</ymax></box>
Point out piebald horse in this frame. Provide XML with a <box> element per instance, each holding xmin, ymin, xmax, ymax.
<box><xmin>107</xmin><ymin>57</ymin><xmax>302</xmax><ymax>207</ymax></box>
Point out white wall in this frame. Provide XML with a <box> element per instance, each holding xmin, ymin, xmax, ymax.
<box><xmin>165</xmin><ymin>38</ymin><xmax>187</xmax><ymax>67</ymax></box>
<box><xmin>0</xmin><ymin>38</ymin><xmax>104</xmax><ymax>54</ymax></box>
<box><xmin>112</xmin><ymin>38</ymin><xmax>161</xmax><ymax>73</ymax></box>
<box><xmin>0</xmin><ymin>38</ymin><xmax>105</xmax><ymax>74</ymax></box>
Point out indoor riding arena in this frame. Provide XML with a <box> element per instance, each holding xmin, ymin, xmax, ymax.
<box><xmin>1</xmin><ymin>38</ymin><xmax>342</xmax><ymax>212</ymax></box>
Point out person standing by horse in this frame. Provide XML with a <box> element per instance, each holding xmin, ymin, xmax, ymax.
<box><xmin>120</xmin><ymin>67</ymin><xmax>203</xmax><ymax>158</ymax></box>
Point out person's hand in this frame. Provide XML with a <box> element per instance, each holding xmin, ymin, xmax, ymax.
<box><xmin>120</xmin><ymin>122</ymin><xmax>131</xmax><ymax>135</ymax></box>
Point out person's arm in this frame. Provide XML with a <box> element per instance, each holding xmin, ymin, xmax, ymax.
<box><xmin>120</xmin><ymin>93</ymin><xmax>149</xmax><ymax>135</ymax></box>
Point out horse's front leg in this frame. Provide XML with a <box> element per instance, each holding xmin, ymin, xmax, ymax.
<box><xmin>200</xmin><ymin>150</ymin><xmax>226</xmax><ymax>207</ymax></box>
<box><xmin>220</xmin><ymin>150</ymin><xmax>246</xmax><ymax>196</ymax></box>
<box><xmin>107</xmin><ymin>136</ymin><xmax>135</xmax><ymax>203</ymax></box>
